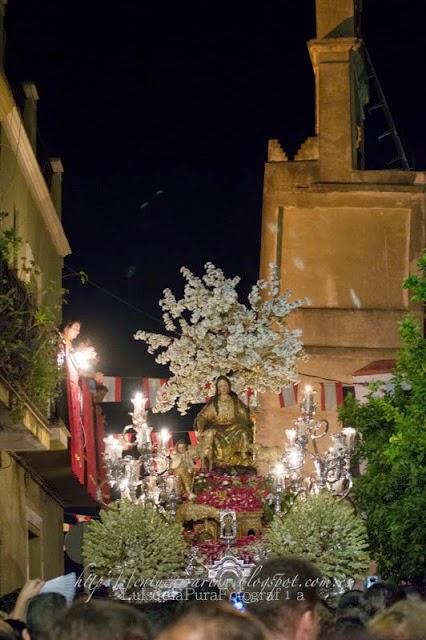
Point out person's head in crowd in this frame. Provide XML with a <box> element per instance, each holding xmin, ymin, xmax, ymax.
<box><xmin>336</xmin><ymin>590</ymin><xmax>363</xmax><ymax>618</ymax></box>
<box><xmin>134</xmin><ymin>601</ymin><xmax>180</xmax><ymax>636</ymax></box>
<box><xmin>360</xmin><ymin>582</ymin><xmax>406</xmax><ymax>620</ymax></box>
<box><xmin>22</xmin><ymin>593</ymin><xmax>67</xmax><ymax>640</ymax></box>
<box><xmin>316</xmin><ymin>603</ymin><xmax>335</xmax><ymax>640</ymax></box>
<box><xmin>368</xmin><ymin>600</ymin><xmax>426</xmax><ymax>640</ymax></box>
<box><xmin>0</xmin><ymin>591</ymin><xmax>19</xmax><ymax>617</ymax></box>
<box><xmin>50</xmin><ymin>599</ymin><xmax>152</xmax><ymax>640</ymax></box>
<box><xmin>157</xmin><ymin>601</ymin><xmax>268</xmax><ymax>640</ymax></box>
<box><xmin>0</xmin><ymin>620</ymin><xmax>16</xmax><ymax>640</ymax></box>
<box><xmin>177</xmin><ymin>580</ymin><xmax>224</xmax><ymax>609</ymax></box>
<box><xmin>331</xmin><ymin>617</ymin><xmax>369</xmax><ymax>638</ymax></box>
<box><xmin>245</xmin><ymin>556</ymin><xmax>323</xmax><ymax>640</ymax></box>
<box><xmin>402</xmin><ymin>585</ymin><xmax>424</xmax><ymax>602</ymax></box>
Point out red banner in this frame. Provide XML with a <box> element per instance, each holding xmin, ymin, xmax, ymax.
<box><xmin>279</xmin><ymin>384</ymin><xmax>298</xmax><ymax>408</ymax></box>
<box><xmin>320</xmin><ymin>382</ymin><xmax>344</xmax><ymax>410</ymax></box>
<box><xmin>66</xmin><ymin>355</ymin><xmax>84</xmax><ymax>484</ymax></box>
<box><xmin>81</xmin><ymin>380</ymin><xmax>98</xmax><ymax>500</ymax></box>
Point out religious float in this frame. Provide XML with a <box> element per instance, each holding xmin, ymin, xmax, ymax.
<box><xmin>83</xmin><ymin>264</ymin><xmax>370</xmax><ymax>600</ymax></box>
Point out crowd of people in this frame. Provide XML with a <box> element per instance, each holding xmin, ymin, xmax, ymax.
<box><xmin>0</xmin><ymin>557</ymin><xmax>424</xmax><ymax>640</ymax></box>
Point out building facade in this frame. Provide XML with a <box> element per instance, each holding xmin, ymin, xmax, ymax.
<box><xmin>0</xmin><ymin>2</ymin><xmax>97</xmax><ymax>595</ymax></box>
<box><xmin>258</xmin><ymin>0</ymin><xmax>425</xmax><ymax>446</ymax></box>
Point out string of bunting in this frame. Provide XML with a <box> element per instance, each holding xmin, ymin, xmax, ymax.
<box><xmin>101</xmin><ymin>376</ymin><xmax>355</xmax><ymax>410</ymax></box>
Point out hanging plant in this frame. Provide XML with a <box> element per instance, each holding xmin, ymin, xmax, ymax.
<box><xmin>0</xmin><ymin>215</ymin><xmax>64</xmax><ymax>417</ymax></box>
<box><xmin>266</xmin><ymin>493</ymin><xmax>370</xmax><ymax>591</ymax></box>
<box><xmin>82</xmin><ymin>501</ymin><xmax>187</xmax><ymax>590</ymax></box>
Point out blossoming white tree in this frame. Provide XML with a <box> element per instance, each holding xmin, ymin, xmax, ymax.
<box><xmin>134</xmin><ymin>262</ymin><xmax>304</xmax><ymax>414</ymax></box>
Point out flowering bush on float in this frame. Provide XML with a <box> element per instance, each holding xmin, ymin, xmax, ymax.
<box><xmin>134</xmin><ymin>262</ymin><xmax>304</xmax><ymax>414</ymax></box>
<box><xmin>82</xmin><ymin>500</ymin><xmax>187</xmax><ymax>588</ymax></box>
<box><xmin>266</xmin><ymin>492</ymin><xmax>370</xmax><ymax>593</ymax></box>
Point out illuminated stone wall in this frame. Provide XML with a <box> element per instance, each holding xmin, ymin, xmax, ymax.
<box><xmin>258</xmin><ymin>0</ymin><xmax>426</xmax><ymax>444</ymax></box>
<box><xmin>0</xmin><ymin>453</ymin><xmax>63</xmax><ymax>596</ymax></box>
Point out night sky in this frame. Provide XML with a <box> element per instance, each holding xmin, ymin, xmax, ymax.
<box><xmin>4</xmin><ymin>0</ymin><xmax>426</xmax><ymax>431</ymax></box>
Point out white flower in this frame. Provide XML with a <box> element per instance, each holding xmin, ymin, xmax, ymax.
<box><xmin>134</xmin><ymin>263</ymin><xmax>305</xmax><ymax>414</ymax></box>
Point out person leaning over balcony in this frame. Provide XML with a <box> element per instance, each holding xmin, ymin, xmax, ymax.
<box><xmin>59</xmin><ymin>319</ymin><xmax>81</xmax><ymax>349</ymax></box>
<box><xmin>54</xmin><ymin>320</ymin><xmax>81</xmax><ymax>424</ymax></box>
<box><xmin>55</xmin><ymin>320</ymin><xmax>106</xmax><ymax>421</ymax></box>
<box><xmin>58</xmin><ymin>321</ymin><xmax>100</xmax><ymax>379</ymax></box>
<box><xmin>71</xmin><ymin>337</ymin><xmax>107</xmax><ymax>402</ymax></box>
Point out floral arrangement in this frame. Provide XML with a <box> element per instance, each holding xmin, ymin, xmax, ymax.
<box><xmin>196</xmin><ymin>535</ymin><xmax>259</xmax><ymax>564</ymax></box>
<box><xmin>267</xmin><ymin>493</ymin><xmax>370</xmax><ymax>588</ymax></box>
<box><xmin>134</xmin><ymin>262</ymin><xmax>304</xmax><ymax>413</ymax></box>
<box><xmin>82</xmin><ymin>501</ymin><xmax>187</xmax><ymax>587</ymax></box>
<box><xmin>194</xmin><ymin>472</ymin><xmax>270</xmax><ymax>512</ymax></box>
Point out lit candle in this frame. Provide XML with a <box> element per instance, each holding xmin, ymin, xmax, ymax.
<box><xmin>160</xmin><ymin>428</ymin><xmax>170</xmax><ymax>449</ymax></box>
<box><xmin>272</xmin><ymin>462</ymin><xmax>286</xmax><ymax>490</ymax></box>
<box><xmin>342</xmin><ymin>427</ymin><xmax>357</xmax><ymax>451</ymax></box>
<box><xmin>104</xmin><ymin>435</ymin><xmax>123</xmax><ymax>462</ymax></box>
<box><xmin>331</xmin><ymin>434</ymin><xmax>343</xmax><ymax>453</ymax></box>
<box><xmin>287</xmin><ymin>447</ymin><xmax>303</xmax><ymax>471</ymax></box>
<box><xmin>131</xmin><ymin>392</ymin><xmax>146</xmax><ymax>416</ymax></box>
<box><xmin>114</xmin><ymin>438</ymin><xmax>123</xmax><ymax>461</ymax></box>
<box><xmin>285</xmin><ymin>428</ymin><xmax>297</xmax><ymax>445</ymax></box>
<box><xmin>166</xmin><ymin>475</ymin><xmax>177</xmax><ymax>494</ymax></box>
<box><xmin>294</xmin><ymin>418</ymin><xmax>306</xmax><ymax>437</ymax></box>
<box><xmin>104</xmin><ymin>434</ymin><xmax>114</xmax><ymax>449</ymax></box>
<box><xmin>302</xmin><ymin>385</ymin><xmax>315</xmax><ymax>413</ymax></box>
<box><xmin>138</xmin><ymin>421</ymin><xmax>151</xmax><ymax>445</ymax></box>
<box><xmin>119</xmin><ymin>478</ymin><xmax>128</xmax><ymax>492</ymax></box>
<box><xmin>273</xmin><ymin>462</ymin><xmax>286</xmax><ymax>477</ymax></box>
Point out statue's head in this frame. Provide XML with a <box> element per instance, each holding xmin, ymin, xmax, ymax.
<box><xmin>175</xmin><ymin>439</ymin><xmax>187</xmax><ymax>453</ymax></box>
<box><xmin>215</xmin><ymin>375</ymin><xmax>232</xmax><ymax>396</ymax></box>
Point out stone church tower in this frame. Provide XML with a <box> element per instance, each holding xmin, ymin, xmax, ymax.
<box><xmin>258</xmin><ymin>0</ymin><xmax>425</xmax><ymax>445</ymax></box>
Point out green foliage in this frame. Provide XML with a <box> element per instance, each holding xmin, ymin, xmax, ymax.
<box><xmin>267</xmin><ymin>493</ymin><xmax>370</xmax><ymax>585</ymax></box>
<box><xmin>339</xmin><ymin>252</ymin><xmax>426</xmax><ymax>583</ymax></box>
<box><xmin>83</xmin><ymin>501</ymin><xmax>187</xmax><ymax>587</ymax></box>
<box><xmin>24</xmin><ymin>306</ymin><xmax>63</xmax><ymax>413</ymax></box>
<box><xmin>63</xmin><ymin>268</ymin><xmax>88</xmax><ymax>284</ymax></box>
<box><xmin>0</xmin><ymin>211</ymin><xmax>20</xmax><ymax>261</ymax></box>
<box><xmin>403</xmin><ymin>253</ymin><xmax>426</xmax><ymax>303</ymax></box>
<box><xmin>0</xmin><ymin>214</ymin><xmax>63</xmax><ymax>416</ymax></box>
<box><xmin>263</xmin><ymin>485</ymin><xmax>296</xmax><ymax>523</ymax></box>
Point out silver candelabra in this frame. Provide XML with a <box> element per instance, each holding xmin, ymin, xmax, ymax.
<box><xmin>273</xmin><ymin>386</ymin><xmax>357</xmax><ymax>507</ymax></box>
<box><xmin>102</xmin><ymin>393</ymin><xmax>178</xmax><ymax>514</ymax></box>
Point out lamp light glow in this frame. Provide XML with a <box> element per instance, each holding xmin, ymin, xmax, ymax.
<box><xmin>273</xmin><ymin>462</ymin><xmax>286</xmax><ymax>477</ymax></box>
<box><xmin>160</xmin><ymin>428</ymin><xmax>170</xmax><ymax>445</ymax></box>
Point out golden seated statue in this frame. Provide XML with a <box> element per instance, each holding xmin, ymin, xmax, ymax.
<box><xmin>194</xmin><ymin>376</ymin><xmax>254</xmax><ymax>467</ymax></box>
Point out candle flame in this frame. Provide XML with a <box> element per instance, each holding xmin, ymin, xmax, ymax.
<box><xmin>160</xmin><ymin>428</ymin><xmax>170</xmax><ymax>444</ymax></box>
<box><xmin>273</xmin><ymin>462</ymin><xmax>286</xmax><ymax>477</ymax></box>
